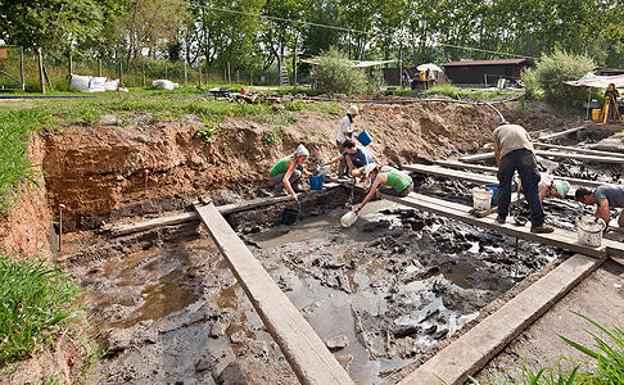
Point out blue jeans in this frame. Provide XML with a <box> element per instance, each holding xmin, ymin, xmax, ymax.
<box><xmin>497</xmin><ymin>149</ymin><xmax>545</xmax><ymax>226</ymax></box>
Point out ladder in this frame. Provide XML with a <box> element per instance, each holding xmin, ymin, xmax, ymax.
<box><xmin>279</xmin><ymin>64</ymin><xmax>290</xmax><ymax>87</ymax></box>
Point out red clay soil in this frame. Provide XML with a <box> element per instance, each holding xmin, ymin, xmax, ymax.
<box><xmin>42</xmin><ymin>102</ymin><xmax>500</xmax><ymax>226</ymax></box>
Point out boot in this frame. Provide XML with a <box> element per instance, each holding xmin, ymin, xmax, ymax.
<box><xmin>531</xmin><ymin>223</ymin><xmax>554</xmax><ymax>234</ymax></box>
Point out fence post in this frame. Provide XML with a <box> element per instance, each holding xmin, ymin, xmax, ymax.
<box><xmin>37</xmin><ymin>47</ymin><xmax>45</xmax><ymax>94</ymax></box>
<box><xmin>19</xmin><ymin>46</ymin><xmax>25</xmax><ymax>91</ymax></box>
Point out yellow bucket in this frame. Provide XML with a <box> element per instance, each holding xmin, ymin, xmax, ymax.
<box><xmin>592</xmin><ymin>108</ymin><xmax>602</xmax><ymax>122</ymax></box>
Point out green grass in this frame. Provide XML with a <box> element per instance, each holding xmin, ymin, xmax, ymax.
<box><xmin>0</xmin><ymin>110</ymin><xmax>53</xmax><ymax>213</ymax></box>
<box><xmin>0</xmin><ymin>255</ymin><xmax>81</xmax><ymax>364</ymax></box>
<box><xmin>420</xmin><ymin>84</ymin><xmax>521</xmax><ymax>101</ymax></box>
<box><xmin>469</xmin><ymin>312</ymin><xmax>624</xmax><ymax>385</ymax></box>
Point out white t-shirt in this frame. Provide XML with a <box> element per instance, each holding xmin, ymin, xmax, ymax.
<box><xmin>336</xmin><ymin>115</ymin><xmax>354</xmax><ymax>144</ymax></box>
<box><xmin>538</xmin><ymin>173</ymin><xmax>553</xmax><ymax>191</ymax></box>
<box><xmin>492</xmin><ymin>124</ymin><xmax>534</xmax><ymax>159</ymax></box>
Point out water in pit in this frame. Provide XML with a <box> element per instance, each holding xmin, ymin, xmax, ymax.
<box><xmin>72</xmin><ymin>202</ymin><xmax>557</xmax><ymax>385</ymax></box>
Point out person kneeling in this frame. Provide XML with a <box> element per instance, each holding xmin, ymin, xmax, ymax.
<box><xmin>353</xmin><ymin>164</ymin><xmax>413</xmax><ymax>214</ymax></box>
<box><xmin>325</xmin><ymin>139</ymin><xmax>374</xmax><ymax>179</ymax></box>
<box><xmin>268</xmin><ymin>144</ymin><xmax>312</xmax><ymax>201</ymax></box>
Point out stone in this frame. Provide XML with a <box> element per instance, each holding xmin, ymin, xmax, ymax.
<box><xmin>100</xmin><ymin>114</ymin><xmax>120</xmax><ymax>126</ymax></box>
<box><xmin>325</xmin><ymin>334</ymin><xmax>349</xmax><ymax>351</ymax></box>
<box><xmin>194</xmin><ymin>356</ymin><xmax>215</xmax><ymax>372</ymax></box>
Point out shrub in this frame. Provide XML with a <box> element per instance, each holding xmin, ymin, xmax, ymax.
<box><xmin>0</xmin><ymin>255</ymin><xmax>81</xmax><ymax>364</ymax></box>
<box><xmin>312</xmin><ymin>48</ymin><xmax>372</xmax><ymax>95</ymax></box>
<box><xmin>529</xmin><ymin>50</ymin><xmax>595</xmax><ymax>107</ymax></box>
<box><xmin>520</xmin><ymin>68</ymin><xmax>542</xmax><ymax>100</ymax></box>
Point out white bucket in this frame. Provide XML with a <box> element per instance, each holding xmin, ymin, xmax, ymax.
<box><xmin>341</xmin><ymin>211</ymin><xmax>358</xmax><ymax>228</ymax></box>
<box><xmin>472</xmin><ymin>188</ymin><xmax>493</xmax><ymax>211</ymax></box>
<box><xmin>576</xmin><ymin>216</ymin><xmax>606</xmax><ymax>247</ymax></box>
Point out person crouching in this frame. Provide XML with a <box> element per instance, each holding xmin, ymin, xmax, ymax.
<box><xmin>268</xmin><ymin>144</ymin><xmax>312</xmax><ymax>201</ymax></box>
<box><xmin>353</xmin><ymin>164</ymin><xmax>413</xmax><ymax>214</ymax></box>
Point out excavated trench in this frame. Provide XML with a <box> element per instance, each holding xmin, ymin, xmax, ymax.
<box><xmin>31</xmin><ymin>112</ymin><xmax>623</xmax><ymax>384</ymax></box>
<box><xmin>56</xmin><ymin>176</ymin><xmax>576</xmax><ymax>385</ymax></box>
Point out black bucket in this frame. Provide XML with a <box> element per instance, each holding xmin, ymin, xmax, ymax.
<box><xmin>281</xmin><ymin>207</ymin><xmax>300</xmax><ymax>225</ymax></box>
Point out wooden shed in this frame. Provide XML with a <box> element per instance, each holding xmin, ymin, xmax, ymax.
<box><xmin>443</xmin><ymin>59</ymin><xmax>532</xmax><ymax>86</ymax></box>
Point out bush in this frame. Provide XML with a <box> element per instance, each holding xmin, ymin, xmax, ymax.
<box><xmin>520</xmin><ymin>68</ymin><xmax>542</xmax><ymax>100</ymax></box>
<box><xmin>528</xmin><ymin>50</ymin><xmax>595</xmax><ymax>106</ymax></box>
<box><xmin>312</xmin><ymin>48</ymin><xmax>374</xmax><ymax>95</ymax></box>
<box><xmin>0</xmin><ymin>255</ymin><xmax>81</xmax><ymax>364</ymax></box>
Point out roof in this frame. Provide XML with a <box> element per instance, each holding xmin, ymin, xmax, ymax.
<box><xmin>443</xmin><ymin>59</ymin><xmax>529</xmax><ymax>67</ymax></box>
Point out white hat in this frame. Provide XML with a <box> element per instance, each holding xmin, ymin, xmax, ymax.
<box><xmin>347</xmin><ymin>105</ymin><xmax>359</xmax><ymax>115</ymax></box>
<box><xmin>363</xmin><ymin>163</ymin><xmax>378</xmax><ymax>177</ymax></box>
<box><xmin>295</xmin><ymin>144</ymin><xmax>309</xmax><ymax>157</ymax></box>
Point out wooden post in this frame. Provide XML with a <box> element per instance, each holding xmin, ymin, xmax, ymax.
<box><xmin>118</xmin><ymin>60</ymin><xmax>123</xmax><ymax>87</ymax></box>
<box><xmin>37</xmin><ymin>48</ymin><xmax>45</xmax><ymax>94</ymax></box>
<box><xmin>293</xmin><ymin>48</ymin><xmax>298</xmax><ymax>85</ymax></box>
<box><xmin>98</xmin><ymin>58</ymin><xmax>103</xmax><ymax>77</ymax></box>
<box><xmin>67</xmin><ymin>46</ymin><xmax>73</xmax><ymax>78</ymax></box>
<box><xmin>227</xmin><ymin>61</ymin><xmax>231</xmax><ymax>83</ymax></box>
<box><xmin>198</xmin><ymin>61</ymin><xmax>203</xmax><ymax>87</ymax></box>
<box><xmin>141</xmin><ymin>62</ymin><xmax>146</xmax><ymax>87</ymax></box>
<box><xmin>19</xmin><ymin>46</ymin><xmax>25</xmax><ymax>91</ymax></box>
<box><xmin>183</xmin><ymin>57</ymin><xmax>188</xmax><ymax>86</ymax></box>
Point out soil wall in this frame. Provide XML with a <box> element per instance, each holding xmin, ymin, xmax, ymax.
<box><xmin>0</xmin><ymin>134</ymin><xmax>52</xmax><ymax>258</ymax></box>
<box><xmin>42</xmin><ymin>103</ymin><xmax>500</xmax><ymax>229</ymax></box>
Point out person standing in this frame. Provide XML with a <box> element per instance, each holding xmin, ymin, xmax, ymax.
<box><xmin>493</xmin><ymin>123</ymin><xmax>554</xmax><ymax>233</ymax></box>
<box><xmin>336</xmin><ymin>105</ymin><xmax>359</xmax><ymax>177</ymax></box>
<box><xmin>602</xmin><ymin>83</ymin><xmax>621</xmax><ymax>123</ymax></box>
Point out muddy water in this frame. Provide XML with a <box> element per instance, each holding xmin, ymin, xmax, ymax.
<box><xmin>69</xmin><ymin>189</ymin><xmax>561</xmax><ymax>385</ymax></box>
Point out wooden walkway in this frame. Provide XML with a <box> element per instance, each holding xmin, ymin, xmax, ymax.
<box><xmin>460</xmin><ymin>149</ymin><xmax>624</xmax><ymax>164</ymax></box>
<box><xmin>195</xmin><ymin>203</ymin><xmax>355</xmax><ymax>385</ymax></box>
<box><xmin>379</xmin><ymin>192</ymin><xmax>624</xmax><ymax>258</ymax></box>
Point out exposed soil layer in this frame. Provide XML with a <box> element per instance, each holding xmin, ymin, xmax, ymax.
<box><xmin>42</xmin><ymin>102</ymin><xmax>502</xmax><ymax>230</ymax></box>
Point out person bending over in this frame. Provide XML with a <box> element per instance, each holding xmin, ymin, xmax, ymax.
<box><xmin>575</xmin><ymin>185</ymin><xmax>624</xmax><ymax>228</ymax></box>
<box><xmin>268</xmin><ymin>144</ymin><xmax>312</xmax><ymax>201</ymax></box>
<box><xmin>353</xmin><ymin>163</ymin><xmax>413</xmax><ymax>214</ymax></box>
<box><xmin>493</xmin><ymin>122</ymin><xmax>553</xmax><ymax>233</ymax></box>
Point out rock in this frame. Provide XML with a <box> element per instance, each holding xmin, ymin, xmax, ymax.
<box><xmin>335</xmin><ymin>354</ymin><xmax>354</xmax><ymax>370</ymax></box>
<box><xmin>230</xmin><ymin>331</ymin><xmax>247</xmax><ymax>344</ymax></box>
<box><xmin>194</xmin><ymin>356</ymin><xmax>215</xmax><ymax>372</ymax></box>
<box><xmin>393</xmin><ymin>325</ymin><xmax>421</xmax><ymax>339</ymax></box>
<box><xmin>211</xmin><ymin>189</ymin><xmax>240</xmax><ymax>206</ymax></box>
<box><xmin>325</xmin><ymin>334</ymin><xmax>349</xmax><ymax>351</ymax></box>
<box><xmin>100</xmin><ymin>114</ymin><xmax>120</xmax><ymax>126</ymax></box>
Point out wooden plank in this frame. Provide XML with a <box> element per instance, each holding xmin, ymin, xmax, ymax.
<box><xmin>412</xmin><ymin>162</ymin><xmax>604</xmax><ymax>189</ymax></box>
<box><xmin>404</xmin><ymin>164</ymin><xmax>498</xmax><ymax>185</ymax></box>
<box><xmin>380</xmin><ymin>192</ymin><xmax>608</xmax><ymax>258</ymax></box>
<box><xmin>394</xmin><ymin>253</ymin><xmax>605</xmax><ymax>385</ymax></box>
<box><xmin>109</xmin><ymin>184</ymin><xmax>341</xmax><ymax>236</ymax></box>
<box><xmin>195</xmin><ymin>203</ymin><xmax>355</xmax><ymax>385</ymax></box>
<box><xmin>537</xmin><ymin>125</ymin><xmax>585</xmax><ymax>142</ymax></box>
<box><xmin>460</xmin><ymin>150</ymin><xmax>624</xmax><ymax>165</ymax></box>
<box><xmin>534</xmin><ymin>142</ymin><xmax>624</xmax><ymax>159</ymax></box>
<box><xmin>433</xmin><ymin>160</ymin><xmax>498</xmax><ymax>173</ymax></box>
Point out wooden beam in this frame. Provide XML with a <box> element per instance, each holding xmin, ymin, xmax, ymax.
<box><xmin>393</xmin><ymin>253</ymin><xmax>605</xmax><ymax>385</ymax></box>
<box><xmin>379</xmin><ymin>192</ymin><xmax>608</xmax><ymax>258</ymax></box>
<box><xmin>195</xmin><ymin>203</ymin><xmax>355</xmax><ymax>385</ymax></box>
<box><xmin>109</xmin><ymin>184</ymin><xmax>341</xmax><ymax>237</ymax></box>
<box><xmin>415</xmin><ymin>162</ymin><xmax>605</xmax><ymax>189</ymax></box>
<box><xmin>433</xmin><ymin>160</ymin><xmax>498</xmax><ymax>173</ymax></box>
<box><xmin>404</xmin><ymin>164</ymin><xmax>498</xmax><ymax>185</ymax></box>
<box><xmin>537</xmin><ymin>125</ymin><xmax>585</xmax><ymax>142</ymax></box>
<box><xmin>460</xmin><ymin>150</ymin><xmax>624</xmax><ymax>164</ymax></box>
<box><xmin>534</xmin><ymin>142</ymin><xmax>624</xmax><ymax>159</ymax></box>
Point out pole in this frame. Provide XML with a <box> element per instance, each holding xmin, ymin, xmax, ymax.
<box><xmin>294</xmin><ymin>48</ymin><xmax>298</xmax><ymax>86</ymax></box>
<box><xmin>98</xmin><ymin>58</ymin><xmax>103</xmax><ymax>77</ymax></box>
<box><xmin>19</xmin><ymin>46</ymin><xmax>25</xmax><ymax>91</ymax></box>
<box><xmin>198</xmin><ymin>60</ymin><xmax>203</xmax><ymax>87</ymax></box>
<box><xmin>119</xmin><ymin>60</ymin><xmax>124</xmax><ymax>87</ymax></box>
<box><xmin>227</xmin><ymin>61</ymin><xmax>231</xmax><ymax>83</ymax></box>
<box><xmin>399</xmin><ymin>41</ymin><xmax>403</xmax><ymax>89</ymax></box>
<box><xmin>68</xmin><ymin>46</ymin><xmax>73</xmax><ymax>78</ymax></box>
<box><xmin>586</xmin><ymin>87</ymin><xmax>592</xmax><ymax>120</ymax></box>
<box><xmin>37</xmin><ymin>48</ymin><xmax>45</xmax><ymax>94</ymax></box>
<box><xmin>142</xmin><ymin>62</ymin><xmax>146</xmax><ymax>87</ymax></box>
<box><xmin>183</xmin><ymin>58</ymin><xmax>188</xmax><ymax>86</ymax></box>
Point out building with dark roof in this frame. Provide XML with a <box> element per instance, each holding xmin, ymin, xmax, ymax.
<box><xmin>442</xmin><ymin>58</ymin><xmax>532</xmax><ymax>85</ymax></box>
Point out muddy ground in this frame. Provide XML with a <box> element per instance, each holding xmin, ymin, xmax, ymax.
<box><xmin>58</xmin><ymin>174</ymin><xmax>570</xmax><ymax>385</ymax></box>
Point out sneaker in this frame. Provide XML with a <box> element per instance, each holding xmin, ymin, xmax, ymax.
<box><xmin>496</xmin><ymin>215</ymin><xmax>506</xmax><ymax>224</ymax></box>
<box><xmin>531</xmin><ymin>224</ymin><xmax>555</xmax><ymax>234</ymax></box>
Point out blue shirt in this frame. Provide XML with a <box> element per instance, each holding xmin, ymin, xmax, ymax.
<box><xmin>595</xmin><ymin>185</ymin><xmax>624</xmax><ymax>208</ymax></box>
<box><xmin>342</xmin><ymin>147</ymin><xmax>373</xmax><ymax>168</ymax></box>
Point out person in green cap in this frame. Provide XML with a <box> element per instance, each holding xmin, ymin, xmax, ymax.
<box><xmin>268</xmin><ymin>144</ymin><xmax>311</xmax><ymax>201</ymax></box>
<box><xmin>353</xmin><ymin>163</ymin><xmax>413</xmax><ymax>214</ymax></box>
<box><xmin>538</xmin><ymin>176</ymin><xmax>570</xmax><ymax>202</ymax></box>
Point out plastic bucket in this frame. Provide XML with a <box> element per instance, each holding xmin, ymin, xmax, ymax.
<box><xmin>486</xmin><ymin>183</ymin><xmax>499</xmax><ymax>205</ymax></box>
<box><xmin>357</xmin><ymin>130</ymin><xmax>372</xmax><ymax>146</ymax></box>
<box><xmin>341</xmin><ymin>211</ymin><xmax>358</xmax><ymax>228</ymax></box>
<box><xmin>576</xmin><ymin>216</ymin><xmax>606</xmax><ymax>247</ymax></box>
<box><xmin>591</xmin><ymin>108</ymin><xmax>601</xmax><ymax>122</ymax></box>
<box><xmin>472</xmin><ymin>188</ymin><xmax>493</xmax><ymax>211</ymax></box>
<box><xmin>310</xmin><ymin>175</ymin><xmax>324</xmax><ymax>191</ymax></box>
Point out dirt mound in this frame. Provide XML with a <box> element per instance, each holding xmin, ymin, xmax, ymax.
<box><xmin>42</xmin><ymin>102</ymin><xmax>500</xmax><ymax>229</ymax></box>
